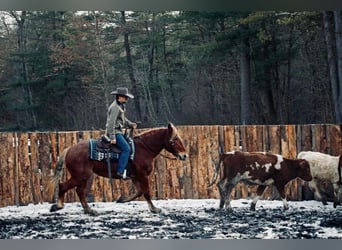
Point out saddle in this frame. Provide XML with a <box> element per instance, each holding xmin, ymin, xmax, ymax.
<box><xmin>89</xmin><ymin>134</ymin><xmax>135</xmax><ymax>162</ymax></box>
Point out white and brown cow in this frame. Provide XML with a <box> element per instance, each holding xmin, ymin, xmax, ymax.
<box><xmin>297</xmin><ymin>151</ymin><xmax>342</xmax><ymax>208</ymax></box>
<box><xmin>208</xmin><ymin>151</ymin><xmax>312</xmax><ymax>211</ymax></box>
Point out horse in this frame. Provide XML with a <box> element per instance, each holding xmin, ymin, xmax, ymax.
<box><xmin>46</xmin><ymin>123</ymin><xmax>187</xmax><ymax>215</ymax></box>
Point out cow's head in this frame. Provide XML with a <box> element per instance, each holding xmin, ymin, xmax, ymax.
<box><xmin>297</xmin><ymin>159</ymin><xmax>312</xmax><ymax>181</ymax></box>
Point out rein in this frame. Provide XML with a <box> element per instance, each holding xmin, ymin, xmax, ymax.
<box><xmin>135</xmin><ymin>134</ymin><xmax>178</xmax><ymax>161</ymax></box>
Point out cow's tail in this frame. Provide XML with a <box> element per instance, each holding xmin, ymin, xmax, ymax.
<box><xmin>45</xmin><ymin>147</ymin><xmax>70</xmax><ymax>202</ymax></box>
<box><xmin>208</xmin><ymin>155</ymin><xmax>223</xmax><ymax>187</ymax></box>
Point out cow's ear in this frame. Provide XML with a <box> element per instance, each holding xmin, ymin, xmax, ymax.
<box><xmin>299</xmin><ymin>159</ymin><xmax>309</xmax><ymax>168</ymax></box>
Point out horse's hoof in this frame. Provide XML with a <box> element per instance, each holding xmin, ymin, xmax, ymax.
<box><xmin>50</xmin><ymin>204</ymin><xmax>63</xmax><ymax>212</ymax></box>
<box><xmin>116</xmin><ymin>196</ymin><xmax>126</xmax><ymax>203</ymax></box>
<box><xmin>150</xmin><ymin>207</ymin><xmax>162</xmax><ymax>213</ymax></box>
<box><xmin>226</xmin><ymin>207</ymin><xmax>233</xmax><ymax>213</ymax></box>
<box><xmin>85</xmin><ymin>209</ymin><xmax>98</xmax><ymax>216</ymax></box>
<box><xmin>333</xmin><ymin>201</ymin><xmax>340</xmax><ymax>208</ymax></box>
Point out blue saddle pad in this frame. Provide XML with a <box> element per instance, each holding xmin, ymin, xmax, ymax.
<box><xmin>89</xmin><ymin>139</ymin><xmax>119</xmax><ymax>161</ymax></box>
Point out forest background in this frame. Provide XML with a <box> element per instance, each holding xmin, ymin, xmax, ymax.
<box><xmin>0</xmin><ymin>11</ymin><xmax>341</xmax><ymax>132</ymax></box>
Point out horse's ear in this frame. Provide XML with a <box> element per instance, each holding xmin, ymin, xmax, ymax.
<box><xmin>167</xmin><ymin>122</ymin><xmax>174</xmax><ymax>135</ymax></box>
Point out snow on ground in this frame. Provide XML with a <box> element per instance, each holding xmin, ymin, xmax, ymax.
<box><xmin>0</xmin><ymin>199</ymin><xmax>341</xmax><ymax>239</ymax></box>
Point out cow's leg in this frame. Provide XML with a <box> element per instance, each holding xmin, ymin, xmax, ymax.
<box><xmin>309</xmin><ymin>181</ymin><xmax>327</xmax><ymax>205</ymax></box>
<box><xmin>217</xmin><ymin>178</ymin><xmax>235</xmax><ymax>211</ymax></box>
<box><xmin>275</xmin><ymin>184</ymin><xmax>289</xmax><ymax>210</ymax></box>
<box><xmin>332</xmin><ymin>183</ymin><xmax>342</xmax><ymax>208</ymax></box>
<box><xmin>250</xmin><ymin>186</ymin><xmax>266</xmax><ymax>211</ymax></box>
<box><xmin>217</xmin><ymin>179</ymin><xmax>228</xmax><ymax>209</ymax></box>
<box><xmin>281</xmin><ymin>198</ymin><xmax>289</xmax><ymax>210</ymax></box>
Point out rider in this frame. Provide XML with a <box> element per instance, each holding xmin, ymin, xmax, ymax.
<box><xmin>105</xmin><ymin>87</ymin><xmax>137</xmax><ymax>180</ymax></box>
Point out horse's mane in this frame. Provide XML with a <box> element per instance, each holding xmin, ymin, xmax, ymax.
<box><xmin>134</xmin><ymin>127</ymin><xmax>166</xmax><ymax>138</ymax></box>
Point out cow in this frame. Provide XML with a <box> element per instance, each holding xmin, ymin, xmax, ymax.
<box><xmin>297</xmin><ymin>151</ymin><xmax>342</xmax><ymax>208</ymax></box>
<box><xmin>208</xmin><ymin>151</ymin><xmax>312</xmax><ymax>211</ymax></box>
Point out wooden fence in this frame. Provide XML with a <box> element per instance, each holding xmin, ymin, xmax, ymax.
<box><xmin>0</xmin><ymin>124</ymin><xmax>341</xmax><ymax>208</ymax></box>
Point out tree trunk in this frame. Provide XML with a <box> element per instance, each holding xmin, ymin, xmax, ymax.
<box><xmin>121</xmin><ymin>11</ymin><xmax>143</xmax><ymax>123</ymax></box>
<box><xmin>323</xmin><ymin>11</ymin><xmax>341</xmax><ymax>123</ymax></box>
<box><xmin>258</xmin><ymin>41</ymin><xmax>277</xmax><ymax>124</ymax></box>
<box><xmin>334</xmin><ymin>11</ymin><xmax>342</xmax><ymax>123</ymax></box>
<box><xmin>144</xmin><ymin>12</ymin><xmax>158</xmax><ymax>125</ymax></box>
<box><xmin>92</xmin><ymin>11</ymin><xmax>110</xmax><ymax>110</ymax></box>
<box><xmin>11</xmin><ymin>11</ymin><xmax>37</xmax><ymax>129</ymax></box>
<box><xmin>239</xmin><ymin>25</ymin><xmax>251</xmax><ymax>125</ymax></box>
<box><xmin>284</xmin><ymin>24</ymin><xmax>294</xmax><ymax>123</ymax></box>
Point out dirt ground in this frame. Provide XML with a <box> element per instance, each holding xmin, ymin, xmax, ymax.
<box><xmin>0</xmin><ymin>199</ymin><xmax>341</xmax><ymax>239</ymax></box>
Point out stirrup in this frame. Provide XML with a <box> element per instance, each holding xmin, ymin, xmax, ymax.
<box><xmin>122</xmin><ymin>169</ymin><xmax>130</xmax><ymax>180</ymax></box>
<box><xmin>117</xmin><ymin>169</ymin><xmax>131</xmax><ymax>180</ymax></box>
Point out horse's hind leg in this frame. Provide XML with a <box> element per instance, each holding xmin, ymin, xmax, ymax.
<box><xmin>50</xmin><ymin>178</ymin><xmax>78</xmax><ymax>212</ymax></box>
<box><xmin>76</xmin><ymin>179</ymin><xmax>98</xmax><ymax>215</ymax></box>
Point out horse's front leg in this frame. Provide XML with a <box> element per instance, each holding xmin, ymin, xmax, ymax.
<box><xmin>140</xmin><ymin>176</ymin><xmax>161</xmax><ymax>213</ymax></box>
<box><xmin>116</xmin><ymin>177</ymin><xmax>143</xmax><ymax>203</ymax></box>
<box><xmin>116</xmin><ymin>176</ymin><xmax>161</xmax><ymax>213</ymax></box>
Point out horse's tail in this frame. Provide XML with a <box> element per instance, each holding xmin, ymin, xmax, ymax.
<box><xmin>45</xmin><ymin>147</ymin><xmax>70</xmax><ymax>202</ymax></box>
<box><xmin>208</xmin><ymin>154</ymin><xmax>223</xmax><ymax>187</ymax></box>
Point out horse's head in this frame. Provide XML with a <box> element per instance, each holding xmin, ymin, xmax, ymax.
<box><xmin>164</xmin><ymin>123</ymin><xmax>187</xmax><ymax>161</ymax></box>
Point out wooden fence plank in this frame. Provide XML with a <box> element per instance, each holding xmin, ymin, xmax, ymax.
<box><xmin>197</xmin><ymin>126</ymin><xmax>210</xmax><ymax>198</ymax></box>
<box><xmin>0</xmin><ymin>133</ymin><xmax>15</xmax><ymax>207</ymax></box>
<box><xmin>246</xmin><ymin>125</ymin><xmax>258</xmax><ymax>152</ymax></box>
<box><xmin>298</xmin><ymin>124</ymin><xmax>312</xmax><ymax>152</ymax></box>
<box><xmin>39</xmin><ymin>133</ymin><xmax>52</xmax><ymax>202</ymax></box>
<box><xmin>312</xmin><ymin>124</ymin><xmax>328</xmax><ymax>153</ymax></box>
<box><xmin>280</xmin><ymin>125</ymin><xmax>289</xmax><ymax>158</ymax></box>
<box><xmin>329</xmin><ymin>124</ymin><xmax>342</xmax><ymax>156</ymax></box>
<box><xmin>181</xmin><ymin>126</ymin><xmax>193</xmax><ymax>199</ymax></box>
<box><xmin>29</xmin><ymin>132</ymin><xmax>42</xmax><ymax>204</ymax></box>
<box><xmin>57</xmin><ymin>132</ymin><xmax>67</xmax><ymax>203</ymax></box>
<box><xmin>50</xmin><ymin>132</ymin><xmax>58</xmax><ymax>171</ymax></box>
<box><xmin>222</xmin><ymin>125</ymin><xmax>236</xmax><ymax>152</ymax></box>
<box><xmin>268</xmin><ymin>125</ymin><xmax>281</xmax><ymax>154</ymax></box>
<box><xmin>188</xmin><ymin>126</ymin><xmax>199</xmax><ymax>199</ymax></box>
<box><xmin>18</xmin><ymin>133</ymin><xmax>32</xmax><ymax>205</ymax></box>
<box><xmin>240</xmin><ymin>126</ymin><xmax>247</xmax><ymax>152</ymax></box>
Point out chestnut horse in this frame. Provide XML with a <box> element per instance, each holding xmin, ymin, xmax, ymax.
<box><xmin>47</xmin><ymin>123</ymin><xmax>187</xmax><ymax>215</ymax></box>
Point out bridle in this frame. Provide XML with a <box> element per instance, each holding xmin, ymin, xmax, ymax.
<box><xmin>137</xmin><ymin>134</ymin><xmax>179</xmax><ymax>161</ymax></box>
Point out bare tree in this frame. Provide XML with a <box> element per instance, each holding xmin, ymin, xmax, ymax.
<box><xmin>239</xmin><ymin>23</ymin><xmax>251</xmax><ymax>125</ymax></box>
<box><xmin>323</xmin><ymin>11</ymin><xmax>342</xmax><ymax>123</ymax></box>
<box><xmin>334</xmin><ymin>11</ymin><xmax>342</xmax><ymax>123</ymax></box>
<box><xmin>10</xmin><ymin>11</ymin><xmax>37</xmax><ymax>129</ymax></box>
<box><xmin>121</xmin><ymin>11</ymin><xmax>143</xmax><ymax>122</ymax></box>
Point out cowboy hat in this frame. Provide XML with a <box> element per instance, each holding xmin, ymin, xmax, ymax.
<box><xmin>110</xmin><ymin>87</ymin><xmax>134</xmax><ymax>99</ymax></box>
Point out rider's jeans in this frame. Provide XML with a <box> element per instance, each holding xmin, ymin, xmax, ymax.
<box><xmin>115</xmin><ymin>133</ymin><xmax>131</xmax><ymax>174</ymax></box>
